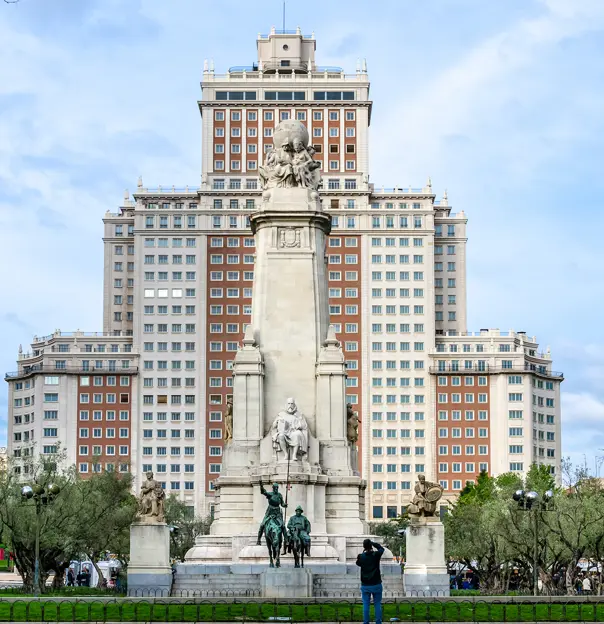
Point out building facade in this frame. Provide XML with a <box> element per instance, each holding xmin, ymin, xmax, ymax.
<box><xmin>4</xmin><ymin>28</ymin><xmax>563</xmax><ymax>519</ymax></box>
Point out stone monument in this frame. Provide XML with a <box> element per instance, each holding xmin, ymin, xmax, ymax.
<box><xmin>128</xmin><ymin>471</ymin><xmax>172</xmax><ymax>595</ymax></box>
<box><xmin>403</xmin><ymin>476</ymin><xmax>450</xmax><ymax>596</ymax></box>
<box><xmin>174</xmin><ymin>120</ymin><xmax>400</xmax><ymax>597</ymax></box>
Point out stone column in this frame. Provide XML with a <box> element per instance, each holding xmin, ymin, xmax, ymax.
<box><xmin>210</xmin><ymin>326</ymin><xmax>264</xmax><ymax>536</ymax></box>
<box><xmin>315</xmin><ymin>326</ymin><xmax>350</xmax><ymax>473</ymax></box>
<box><xmin>250</xmin><ymin>187</ymin><xmax>331</xmax><ymax>437</ymax></box>
<box><xmin>223</xmin><ymin>325</ymin><xmax>264</xmax><ymax>472</ymax></box>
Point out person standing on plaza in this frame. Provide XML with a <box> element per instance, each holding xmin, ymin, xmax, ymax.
<box><xmin>356</xmin><ymin>539</ymin><xmax>384</xmax><ymax>624</ymax></box>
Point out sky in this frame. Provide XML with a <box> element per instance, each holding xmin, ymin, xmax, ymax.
<box><xmin>0</xmin><ymin>0</ymin><xmax>603</xmax><ymax>473</ymax></box>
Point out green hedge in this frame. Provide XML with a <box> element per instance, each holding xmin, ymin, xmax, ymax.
<box><xmin>0</xmin><ymin>599</ymin><xmax>602</xmax><ymax>622</ymax></box>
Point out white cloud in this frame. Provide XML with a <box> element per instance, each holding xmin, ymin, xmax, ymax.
<box><xmin>561</xmin><ymin>391</ymin><xmax>604</xmax><ymax>470</ymax></box>
<box><xmin>562</xmin><ymin>392</ymin><xmax>604</xmax><ymax>426</ymax></box>
<box><xmin>0</xmin><ymin>0</ymin><xmax>603</xmax><ymax>468</ymax></box>
<box><xmin>374</xmin><ymin>0</ymin><xmax>604</xmax><ymax>183</ymax></box>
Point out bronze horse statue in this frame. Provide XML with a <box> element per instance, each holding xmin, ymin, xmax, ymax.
<box><xmin>286</xmin><ymin>525</ymin><xmax>308</xmax><ymax>568</ymax></box>
<box><xmin>264</xmin><ymin>518</ymin><xmax>283</xmax><ymax>568</ymax></box>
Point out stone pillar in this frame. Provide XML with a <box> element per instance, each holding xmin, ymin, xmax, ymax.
<box><xmin>210</xmin><ymin>327</ymin><xmax>263</xmax><ymax>536</ymax></box>
<box><xmin>222</xmin><ymin>326</ymin><xmax>264</xmax><ymax>473</ymax></box>
<box><xmin>403</xmin><ymin>519</ymin><xmax>450</xmax><ymax>597</ymax></box>
<box><xmin>250</xmin><ymin>187</ymin><xmax>331</xmax><ymax>437</ymax></box>
<box><xmin>315</xmin><ymin>326</ymin><xmax>350</xmax><ymax>473</ymax></box>
<box><xmin>127</xmin><ymin>523</ymin><xmax>172</xmax><ymax>595</ymax></box>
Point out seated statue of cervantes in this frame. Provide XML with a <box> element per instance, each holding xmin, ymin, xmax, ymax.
<box><xmin>271</xmin><ymin>398</ymin><xmax>309</xmax><ymax>461</ymax></box>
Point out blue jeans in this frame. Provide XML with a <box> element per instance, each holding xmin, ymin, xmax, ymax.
<box><xmin>361</xmin><ymin>583</ymin><xmax>382</xmax><ymax>624</ymax></box>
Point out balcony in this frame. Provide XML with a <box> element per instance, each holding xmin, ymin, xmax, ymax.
<box><xmin>204</xmin><ymin>70</ymin><xmax>363</xmax><ymax>82</ymax></box>
<box><xmin>5</xmin><ymin>365</ymin><xmax>139</xmax><ymax>381</ymax></box>
<box><xmin>429</xmin><ymin>364</ymin><xmax>563</xmax><ymax>380</ymax></box>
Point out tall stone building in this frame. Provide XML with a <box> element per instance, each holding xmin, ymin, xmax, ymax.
<box><xmin>5</xmin><ymin>28</ymin><xmax>563</xmax><ymax>519</ymax></box>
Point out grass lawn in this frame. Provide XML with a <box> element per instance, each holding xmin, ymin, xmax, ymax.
<box><xmin>0</xmin><ymin>600</ymin><xmax>602</xmax><ymax>622</ymax></box>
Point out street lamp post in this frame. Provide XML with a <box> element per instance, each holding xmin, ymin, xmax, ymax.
<box><xmin>512</xmin><ymin>489</ymin><xmax>554</xmax><ymax>597</ymax></box>
<box><xmin>21</xmin><ymin>482</ymin><xmax>61</xmax><ymax>597</ymax></box>
<box><xmin>596</xmin><ymin>450</ymin><xmax>604</xmax><ymax>478</ymax></box>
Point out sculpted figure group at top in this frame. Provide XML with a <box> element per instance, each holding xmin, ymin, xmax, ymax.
<box><xmin>259</xmin><ymin>120</ymin><xmax>321</xmax><ymax>191</ymax></box>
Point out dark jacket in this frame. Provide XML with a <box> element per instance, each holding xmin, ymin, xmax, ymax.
<box><xmin>356</xmin><ymin>542</ymin><xmax>384</xmax><ymax>586</ymax></box>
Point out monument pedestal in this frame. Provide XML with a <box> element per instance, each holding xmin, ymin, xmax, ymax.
<box><xmin>128</xmin><ymin>522</ymin><xmax>172</xmax><ymax>595</ymax></box>
<box><xmin>261</xmin><ymin>568</ymin><xmax>313</xmax><ymax>598</ymax></box>
<box><xmin>403</xmin><ymin>519</ymin><xmax>449</xmax><ymax>597</ymax></box>
<box><xmin>173</xmin><ymin>122</ymin><xmax>379</xmax><ymax>598</ymax></box>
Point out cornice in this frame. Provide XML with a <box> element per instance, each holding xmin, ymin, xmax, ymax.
<box><xmin>198</xmin><ymin>100</ymin><xmax>372</xmax><ymax>110</ymax></box>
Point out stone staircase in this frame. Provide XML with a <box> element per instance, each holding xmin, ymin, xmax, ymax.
<box><xmin>171</xmin><ymin>562</ymin><xmax>404</xmax><ymax>598</ymax></box>
<box><xmin>172</xmin><ymin>570</ymin><xmax>261</xmax><ymax>597</ymax></box>
<box><xmin>314</xmin><ymin>565</ymin><xmax>404</xmax><ymax>598</ymax></box>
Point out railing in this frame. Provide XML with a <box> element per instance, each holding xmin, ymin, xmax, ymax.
<box><xmin>258</xmin><ymin>29</ymin><xmax>314</xmax><ymax>38</ymax></box>
<box><xmin>211</xmin><ymin>183</ymin><xmax>259</xmax><ymax>191</ymax></box>
<box><xmin>227</xmin><ymin>64</ymin><xmax>344</xmax><ymax>74</ymax></box>
<box><xmin>135</xmin><ymin>187</ymin><xmax>199</xmax><ymax>194</ymax></box>
<box><xmin>429</xmin><ymin>364</ymin><xmax>563</xmax><ymax>378</ymax></box>
<box><xmin>0</xmin><ymin>594</ymin><xmax>600</xmax><ymax>621</ymax></box>
<box><xmin>5</xmin><ymin>365</ymin><xmax>139</xmax><ymax>380</ymax></box>
<box><xmin>372</xmin><ymin>187</ymin><xmax>429</xmax><ymax>194</ymax></box>
<box><xmin>204</xmin><ymin>71</ymin><xmax>365</xmax><ymax>81</ymax></box>
<box><xmin>438</xmin><ymin>330</ymin><xmax>533</xmax><ymax>338</ymax></box>
<box><xmin>33</xmin><ymin>332</ymin><xmax>124</xmax><ymax>343</ymax></box>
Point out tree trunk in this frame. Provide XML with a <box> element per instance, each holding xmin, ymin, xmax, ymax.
<box><xmin>12</xmin><ymin>552</ymin><xmax>34</xmax><ymax>592</ymax></box>
<box><xmin>565</xmin><ymin>564</ymin><xmax>577</xmax><ymax>595</ymax></box>
<box><xmin>88</xmin><ymin>553</ymin><xmax>106</xmax><ymax>589</ymax></box>
<box><xmin>51</xmin><ymin>563</ymin><xmax>66</xmax><ymax>589</ymax></box>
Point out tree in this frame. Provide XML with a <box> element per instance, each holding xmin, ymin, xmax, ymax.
<box><xmin>164</xmin><ymin>496</ymin><xmax>212</xmax><ymax>562</ymax></box>
<box><xmin>368</xmin><ymin>515</ymin><xmax>407</xmax><ymax>560</ymax></box>
<box><xmin>0</xmin><ymin>453</ymin><xmax>77</xmax><ymax>593</ymax></box>
<box><xmin>445</xmin><ymin>463</ymin><xmax>604</xmax><ymax>595</ymax></box>
<box><xmin>541</xmin><ymin>463</ymin><xmax>604</xmax><ymax>594</ymax></box>
<box><xmin>66</xmin><ymin>470</ymin><xmax>137</xmax><ymax>586</ymax></box>
<box><xmin>445</xmin><ymin>471</ymin><xmax>515</xmax><ymax>592</ymax></box>
<box><xmin>0</xmin><ymin>453</ymin><xmax>137</xmax><ymax>592</ymax></box>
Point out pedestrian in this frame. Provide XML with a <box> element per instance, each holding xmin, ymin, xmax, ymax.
<box><xmin>356</xmin><ymin>539</ymin><xmax>384</xmax><ymax>624</ymax></box>
<box><xmin>582</xmin><ymin>575</ymin><xmax>592</xmax><ymax>595</ymax></box>
<box><xmin>82</xmin><ymin>567</ymin><xmax>91</xmax><ymax>587</ymax></box>
<box><xmin>67</xmin><ymin>568</ymin><xmax>75</xmax><ymax>587</ymax></box>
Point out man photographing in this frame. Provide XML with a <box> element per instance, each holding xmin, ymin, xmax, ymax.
<box><xmin>356</xmin><ymin>539</ymin><xmax>384</xmax><ymax>624</ymax></box>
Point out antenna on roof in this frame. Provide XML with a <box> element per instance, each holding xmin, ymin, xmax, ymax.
<box><xmin>283</xmin><ymin>1</ymin><xmax>286</xmax><ymax>32</ymax></box>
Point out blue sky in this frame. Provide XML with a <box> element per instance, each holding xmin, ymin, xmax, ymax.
<box><xmin>1</xmin><ymin>0</ymin><xmax>603</xmax><ymax>472</ymax></box>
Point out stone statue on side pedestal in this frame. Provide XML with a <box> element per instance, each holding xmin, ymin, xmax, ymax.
<box><xmin>404</xmin><ymin>476</ymin><xmax>449</xmax><ymax>596</ymax></box>
<box><xmin>224</xmin><ymin>397</ymin><xmax>233</xmax><ymax>443</ymax></box>
<box><xmin>271</xmin><ymin>397</ymin><xmax>309</xmax><ymax>461</ymax></box>
<box><xmin>137</xmin><ymin>470</ymin><xmax>166</xmax><ymax>523</ymax></box>
<box><xmin>129</xmin><ymin>470</ymin><xmax>171</xmax><ymax>594</ymax></box>
<box><xmin>346</xmin><ymin>403</ymin><xmax>361</xmax><ymax>444</ymax></box>
<box><xmin>407</xmin><ymin>475</ymin><xmax>443</xmax><ymax>518</ymax></box>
